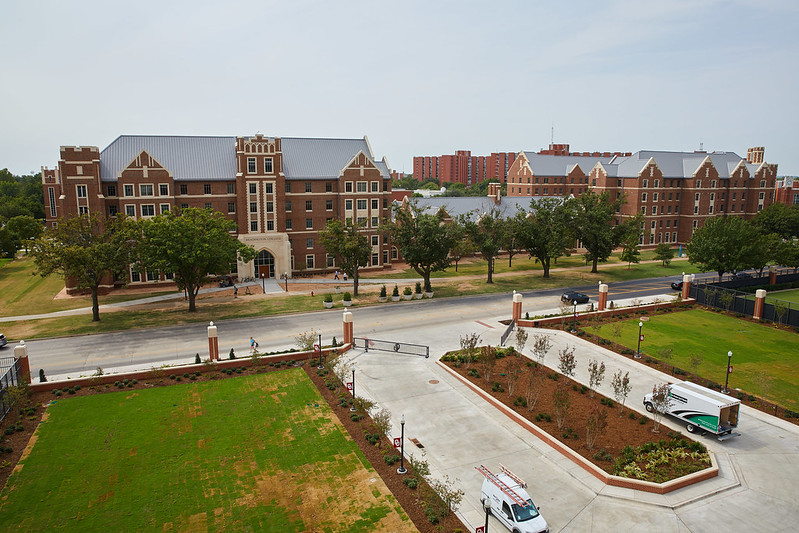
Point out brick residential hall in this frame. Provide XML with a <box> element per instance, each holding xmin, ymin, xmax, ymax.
<box><xmin>42</xmin><ymin>135</ymin><xmax>393</xmax><ymax>291</ymax></box>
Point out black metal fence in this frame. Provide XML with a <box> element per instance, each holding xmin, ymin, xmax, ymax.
<box><xmin>0</xmin><ymin>357</ymin><xmax>22</xmax><ymax>424</ymax></box>
<box><xmin>353</xmin><ymin>337</ymin><xmax>430</xmax><ymax>358</ymax></box>
<box><xmin>690</xmin><ymin>272</ymin><xmax>799</xmax><ymax>328</ymax></box>
<box><xmin>500</xmin><ymin>319</ymin><xmax>515</xmax><ymax>346</ymax></box>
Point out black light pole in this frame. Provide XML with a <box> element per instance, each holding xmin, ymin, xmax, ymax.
<box><xmin>261</xmin><ymin>272</ymin><xmax>266</xmax><ymax>293</ymax></box>
<box><xmin>635</xmin><ymin>321</ymin><xmax>643</xmax><ymax>359</ymax></box>
<box><xmin>350</xmin><ymin>368</ymin><xmax>356</xmax><ymax>412</ymax></box>
<box><xmin>318</xmin><ymin>333</ymin><xmax>323</xmax><ymax>368</ymax></box>
<box><xmin>723</xmin><ymin>350</ymin><xmax>733</xmax><ymax>393</ymax></box>
<box><xmin>284</xmin><ymin>272</ymin><xmax>288</xmax><ymax>292</ymax></box>
<box><xmin>572</xmin><ymin>300</ymin><xmax>577</xmax><ymax>331</ymax></box>
<box><xmin>483</xmin><ymin>499</ymin><xmax>491</xmax><ymax>533</ymax></box>
<box><xmin>397</xmin><ymin>414</ymin><xmax>407</xmax><ymax>474</ymax></box>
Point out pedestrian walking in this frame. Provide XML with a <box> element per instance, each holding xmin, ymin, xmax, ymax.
<box><xmin>250</xmin><ymin>336</ymin><xmax>258</xmax><ymax>354</ymax></box>
<box><xmin>334</xmin><ymin>270</ymin><xmax>340</xmax><ymax>280</ymax></box>
<box><xmin>233</xmin><ymin>285</ymin><xmax>238</xmax><ymax>298</ymax></box>
<box><xmin>343</xmin><ymin>272</ymin><xmax>348</xmax><ymax>281</ymax></box>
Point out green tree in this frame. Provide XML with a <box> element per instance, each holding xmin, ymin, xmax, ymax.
<box><xmin>448</xmin><ymin>222</ymin><xmax>474</xmax><ymax>272</ymax></box>
<box><xmin>686</xmin><ymin>216</ymin><xmax>760</xmax><ymax>281</ymax></box>
<box><xmin>618</xmin><ymin>214</ymin><xmax>644</xmax><ymax>269</ymax></box>
<box><xmin>568</xmin><ymin>191</ymin><xmax>625</xmax><ymax>273</ymax></box>
<box><xmin>0</xmin><ymin>226</ymin><xmax>19</xmax><ymax>258</ymax></box>
<box><xmin>384</xmin><ymin>202</ymin><xmax>454</xmax><ymax>291</ymax></box>
<box><xmin>517</xmin><ymin>197</ymin><xmax>573</xmax><ymax>278</ymax></box>
<box><xmin>6</xmin><ymin>215</ymin><xmax>43</xmax><ymax>253</ymax></box>
<box><xmin>0</xmin><ymin>169</ymin><xmax>44</xmax><ymax>220</ymax></box>
<box><xmin>751</xmin><ymin>203</ymin><xmax>799</xmax><ymax>239</ymax></box>
<box><xmin>319</xmin><ymin>218</ymin><xmax>371</xmax><ymax>297</ymax></box>
<box><xmin>134</xmin><ymin>207</ymin><xmax>256</xmax><ymax>312</ymax></box>
<box><xmin>31</xmin><ymin>213</ymin><xmax>137</xmax><ymax>321</ymax></box>
<box><xmin>460</xmin><ymin>208</ymin><xmax>505</xmax><ymax>283</ymax></box>
<box><xmin>653</xmin><ymin>243</ymin><xmax>675</xmax><ymax>266</ymax></box>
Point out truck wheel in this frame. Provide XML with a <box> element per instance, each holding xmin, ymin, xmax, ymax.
<box><xmin>686</xmin><ymin>424</ymin><xmax>696</xmax><ymax>433</ymax></box>
<box><xmin>644</xmin><ymin>402</ymin><xmax>654</xmax><ymax>413</ymax></box>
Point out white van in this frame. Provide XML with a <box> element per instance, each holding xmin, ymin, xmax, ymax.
<box><xmin>478</xmin><ymin>465</ymin><xmax>549</xmax><ymax>533</ymax></box>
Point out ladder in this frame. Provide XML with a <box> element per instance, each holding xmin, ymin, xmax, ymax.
<box><xmin>500</xmin><ymin>463</ymin><xmax>527</xmax><ymax>488</ymax></box>
<box><xmin>476</xmin><ymin>465</ymin><xmax>530</xmax><ymax>508</ymax></box>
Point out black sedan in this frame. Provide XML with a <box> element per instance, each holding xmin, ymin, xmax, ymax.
<box><xmin>671</xmin><ymin>281</ymin><xmax>683</xmax><ymax>291</ymax></box>
<box><xmin>0</xmin><ymin>333</ymin><xmax>7</xmax><ymax>348</ymax></box>
<box><xmin>561</xmin><ymin>291</ymin><xmax>589</xmax><ymax>304</ymax></box>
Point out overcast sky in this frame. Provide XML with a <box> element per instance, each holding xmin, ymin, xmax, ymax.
<box><xmin>1</xmin><ymin>0</ymin><xmax>797</xmax><ymax>177</ymax></box>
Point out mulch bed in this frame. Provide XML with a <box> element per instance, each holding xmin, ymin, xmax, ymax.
<box><xmin>0</xmin><ymin>361</ymin><xmax>467</xmax><ymax>532</ymax></box>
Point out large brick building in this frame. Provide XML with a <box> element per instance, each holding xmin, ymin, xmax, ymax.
<box><xmin>413</xmin><ymin>151</ymin><xmax>517</xmax><ymax>185</ymax></box>
<box><xmin>42</xmin><ymin>135</ymin><xmax>394</xmax><ymax>288</ymax></box>
<box><xmin>505</xmin><ymin>146</ymin><xmax>778</xmax><ymax>247</ymax></box>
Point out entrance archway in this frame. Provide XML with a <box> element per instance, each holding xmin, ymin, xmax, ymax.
<box><xmin>254</xmin><ymin>250</ymin><xmax>275</xmax><ymax>278</ymax></box>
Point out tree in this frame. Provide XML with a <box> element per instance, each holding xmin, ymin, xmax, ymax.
<box><xmin>134</xmin><ymin>207</ymin><xmax>256</xmax><ymax>312</ymax></box>
<box><xmin>748</xmin><ymin>232</ymin><xmax>783</xmax><ymax>276</ymax></box>
<box><xmin>557</xmin><ymin>345</ymin><xmax>577</xmax><ymax>377</ymax></box>
<box><xmin>459</xmin><ymin>332</ymin><xmax>481</xmax><ymax>369</ymax></box>
<box><xmin>611</xmin><ymin>370</ymin><xmax>632</xmax><ymax>416</ymax></box>
<box><xmin>385</xmin><ymin>202</ymin><xmax>454</xmax><ymax>292</ymax></box>
<box><xmin>501</xmin><ymin>215</ymin><xmax>524</xmax><ymax>268</ymax></box>
<box><xmin>653</xmin><ymin>243</ymin><xmax>675</xmax><ymax>266</ymax></box>
<box><xmin>0</xmin><ymin>226</ymin><xmax>19</xmax><ymax>258</ymax></box>
<box><xmin>517</xmin><ymin>198</ymin><xmax>573</xmax><ymax>278</ymax></box>
<box><xmin>751</xmin><ymin>203</ymin><xmax>799</xmax><ymax>239</ymax></box>
<box><xmin>587</xmin><ymin>359</ymin><xmax>606</xmax><ymax>397</ymax></box>
<box><xmin>523</xmin><ymin>364</ymin><xmax>545</xmax><ymax>411</ymax></box>
<box><xmin>686</xmin><ymin>216</ymin><xmax>760</xmax><ymax>281</ymax></box>
<box><xmin>31</xmin><ymin>213</ymin><xmax>136</xmax><ymax>322</ymax></box>
<box><xmin>371</xmin><ymin>408</ymin><xmax>392</xmax><ymax>448</ymax></box>
<box><xmin>448</xmin><ymin>222</ymin><xmax>475</xmax><ymax>272</ymax></box>
<box><xmin>6</xmin><ymin>215</ymin><xmax>43</xmax><ymax>253</ymax></box>
<box><xmin>319</xmin><ymin>218</ymin><xmax>371</xmax><ymax>296</ymax></box>
<box><xmin>620</xmin><ymin>233</ymin><xmax>641</xmax><ymax>269</ymax></box>
<box><xmin>618</xmin><ymin>213</ymin><xmax>644</xmax><ymax>269</ymax></box>
<box><xmin>585</xmin><ymin>404</ymin><xmax>608</xmax><ymax>450</ymax></box>
<box><xmin>531</xmin><ymin>334</ymin><xmax>552</xmax><ymax>363</ymax></box>
<box><xmin>514</xmin><ymin>327</ymin><xmax>528</xmax><ymax>354</ymax></box>
<box><xmin>649</xmin><ymin>383</ymin><xmax>671</xmax><ymax>433</ymax></box>
<box><xmin>553</xmin><ymin>383</ymin><xmax>570</xmax><ymax>430</ymax></box>
<box><xmin>568</xmin><ymin>191</ymin><xmax>626</xmax><ymax>273</ymax></box>
<box><xmin>460</xmin><ymin>208</ymin><xmax>505</xmax><ymax>283</ymax></box>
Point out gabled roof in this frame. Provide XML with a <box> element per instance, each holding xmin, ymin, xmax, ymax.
<box><xmin>281</xmin><ymin>137</ymin><xmax>389</xmax><ymax>180</ymax></box>
<box><xmin>100</xmin><ymin>135</ymin><xmax>237</xmax><ymax>182</ymax></box>
<box><xmin>412</xmin><ymin>196</ymin><xmax>535</xmax><ymax>220</ymax></box>
<box><xmin>520</xmin><ymin>152</ymin><xmax>613</xmax><ymax>176</ymax></box>
<box><xmin>601</xmin><ymin>150</ymin><xmax>750</xmax><ymax>179</ymax></box>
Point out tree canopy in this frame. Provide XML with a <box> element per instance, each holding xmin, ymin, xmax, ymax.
<box><xmin>517</xmin><ymin>197</ymin><xmax>573</xmax><ymax>278</ymax></box>
<box><xmin>319</xmin><ymin>218</ymin><xmax>372</xmax><ymax>296</ymax></box>
<box><xmin>460</xmin><ymin>208</ymin><xmax>505</xmax><ymax>283</ymax></box>
<box><xmin>568</xmin><ymin>191</ymin><xmax>626</xmax><ymax>273</ymax></box>
<box><xmin>134</xmin><ymin>208</ymin><xmax>256</xmax><ymax>312</ymax></box>
<box><xmin>686</xmin><ymin>215</ymin><xmax>760</xmax><ymax>281</ymax></box>
<box><xmin>32</xmin><ymin>213</ymin><xmax>136</xmax><ymax>321</ymax></box>
<box><xmin>751</xmin><ymin>203</ymin><xmax>799</xmax><ymax>239</ymax></box>
<box><xmin>0</xmin><ymin>168</ymin><xmax>44</xmax><ymax>221</ymax></box>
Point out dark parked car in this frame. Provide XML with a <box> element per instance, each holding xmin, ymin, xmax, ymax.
<box><xmin>671</xmin><ymin>281</ymin><xmax>684</xmax><ymax>291</ymax></box>
<box><xmin>0</xmin><ymin>333</ymin><xmax>7</xmax><ymax>348</ymax></box>
<box><xmin>561</xmin><ymin>291</ymin><xmax>589</xmax><ymax>304</ymax></box>
<box><xmin>731</xmin><ymin>272</ymin><xmax>752</xmax><ymax>280</ymax></box>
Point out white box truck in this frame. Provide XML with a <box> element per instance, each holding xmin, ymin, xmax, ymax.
<box><xmin>643</xmin><ymin>381</ymin><xmax>740</xmax><ymax>439</ymax></box>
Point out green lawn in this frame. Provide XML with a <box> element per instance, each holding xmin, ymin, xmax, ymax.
<box><xmin>583</xmin><ymin>309</ymin><xmax>799</xmax><ymax>411</ymax></box>
<box><xmin>0</xmin><ymin>370</ymin><xmax>412</xmax><ymax>532</ymax></box>
<box><xmin>762</xmin><ymin>288</ymin><xmax>799</xmax><ymax>305</ymax></box>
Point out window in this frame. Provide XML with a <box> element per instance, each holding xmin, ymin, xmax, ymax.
<box><xmin>383</xmin><ymin>199</ymin><xmax>388</xmax><ymax>209</ymax></box>
<box><xmin>654</xmin><ymin>180</ymin><xmax>659</xmax><ymax>188</ymax></box>
<box><xmin>227</xmin><ymin>202</ymin><xmax>235</xmax><ymax>213</ymax></box>
<box><xmin>357</xmin><ymin>216</ymin><xmax>367</xmax><ymax>226</ymax></box>
<box><xmin>227</xmin><ymin>183</ymin><xmax>235</xmax><ymax>194</ymax></box>
<box><xmin>286</xmin><ymin>201</ymin><xmax>292</xmax><ymax>212</ymax></box>
<box><xmin>159</xmin><ymin>184</ymin><xmax>169</xmax><ymax>196</ymax></box>
<box><xmin>265</xmin><ymin>183</ymin><xmax>273</xmax><ymax>194</ymax></box>
<box><xmin>357</xmin><ymin>199</ymin><xmax>367</xmax><ymax>210</ymax></box>
<box><xmin>146</xmin><ymin>270</ymin><xmax>159</xmax><ymax>282</ymax></box>
<box><xmin>694</xmin><ymin>206</ymin><xmax>699</xmax><ymax>214</ymax></box>
<box><xmin>665</xmin><ymin>233</ymin><xmax>670</xmax><ymax>243</ymax></box>
<box><xmin>306</xmin><ymin>219</ymin><xmax>313</xmax><ymax>229</ymax></box>
<box><xmin>326</xmin><ymin>182</ymin><xmax>333</xmax><ymax>192</ymax></box>
<box><xmin>356</xmin><ymin>181</ymin><xmax>367</xmax><ymax>192</ymax></box>
<box><xmin>327</xmin><ymin>254</ymin><xmax>335</xmax><ymax>267</ymax></box>
<box><xmin>761</xmin><ymin>180</ymin><xmax>766</xmax><ymax>188</ymax></box>
<box><xmin>76</xmin><ymin>185</ymin><xmax>87</xmax><ymax>198</ymax></box>
<box><xmin>305</xmin><ymin>182</ymin><xmax>312</xmax><ymax>193</ymax></box>
<box><xmin>695</xmin><ymin>193</ymin><xmax>700</xmax><ymax>201</ymax></box>
<box><xmin>266</xmin><ymin>201</ymin><xmax>273</xmax><ymax>213</ymax></box>
<box><xmin>203</xmin><ymin>184</ymin><xmax>211</xmax><ymax>195</ymax></box>
<box><xmin>345</xmin><ymin>199</ymin><xmax>353</xmax><ymax>210</ymax></box>
<box><xmin>650</xmin><ymin>233</ymin><xmax>655</xmax><ymax>243</ymax></box>
<box><xmin>696</xmin><ymin>180</ymin><xmax>701</xmax><ymax>188</ymax></box>
<box><xmin>125</xmin><ymin>205</ymin><xmax>135</xmax><ymax>216</ymax></box>
<box><xmin>124</xmin><ymin>184</ymin><xmax>134</xmax><ymax>197</ymax></box>
<box><xmin>305</xmin><ymin>255</ymin><xmax>315</xmax><ymax>269</ymax></box>
<box><xmin>179</xmin><ymin>184</ymin><xmax>188</xmax><ymax>195</ymax></box>
<box><xmin>109</xmin><ymin>205</ymin><xmax>118</xmax><ymax>216</ymax></box>
<box><xmin>710</xmin><ymin>193</ymin><xmax>715</xmax><ymax>201</ymax></box>
<box><xmin>131</xmin><ymin>270</ymin><xmax>140</xmax><ymax>282</ymax></box>
<box><xmin>641</xmin><ymin>193</ymin><xmax>647</xmax><ymax>202</ymax></box>
<box><xmin>345</xmin><ymin>182</ymin><xmax>353</xmax><ymax>193</ymax></box>
<box><xmin>371</xmin><ymin>199</ymin><xmax>379</xmax><ymax>210</ymax></box>
<box><xmin>641</xmin><ymin>206</ymin><xmax>646</xmax><ymax>214</ymax></box>
<box><xmin>651</xmin><ymin>221</ymin><xmax>656</xmax><ymax>229</ymax></box>
<box><xmin>250</xmin><ymin>202</ymin><xmax>257</xmax><ymax>213</ymax></box>
<box><xmin>305</xmin><ymin>200</ymin><xmax>313</xmax><ymax>211</ymax></box>
<box><xmin>666</xmin><ymin>220</ymin><xmax>671</xmax><ymax>228</ymax></box>
<box><xmin>652</xmin><ymin>206</ymin><xmax>657</xmax><ymax>215</ymax></box>
<box><xmin>180</xmin><ymin>203</ymin><xmax>189</xmax><ymax>209</ymax></box>
<box><xmin>264</xmin><ymin>157</ymin><xmax>273</xmax><ymax>173</ymax></box>
<box><xmin>247</xmin><ymin>158</ymin><xmax>256</xmax><ymax>173</ymax></box>
<box><xmin>107</xmin><ymin>185</ymin><xmax>117</xmax><ymax>197</ymax></box>
<box><xmin>250</xmin><ymin>221</ymin><xmax>258</xmax><ymax>231</ymax></box>
<box><xmin>267</xmin><ymin>220</ymin><xmax>274</xmax><ymax>231</ymax></box>
<box><xmin>371</xmin><ymin>216</ymin><xmax>378</xmax><ymax>227</ymax></box>
<box><xmin>371</xmin><ymin>181</ymin><xmax>378</xmax><ymax>192</ymax></box>
<box><xmin>285</xmin><ymin>182</ymin><xmax>291</xmax><ymax>192</ymax></box>
<box><xmin>78</xmin><ymin>206</ymin><xmax>89</xmax><ymax>215</ymax></box>
<box><xmin>249</xmin><ymin>183</ymin><xmax>257</xmax><ymax>194</ymax></box>
<box><xmin>140</xmin><ymin>184</ymin><xmax>153</xmax><ymax>196</ymax></box>
<box><xmin>165</xmin><ymin>272</ymin><xmax>174</xmax><ymax>280</ymax></box>
<box><xmin>709</xmin><ymin>205</ymin><xmax>714</xmax><ymax>214</ymax></box>
<box><xmin>693</xmin><ymin>220</ymin><xmax>698</xmax><ymax>229</ymax></box>
<box><xmin>653</xmin><ymin>193</ymin><xmax>658</xmax><ymax>202</ymax></box>
<box><xmin>372</xmin><ymin>252</ymin><xmax>379</xmax><ymax>266</ymax></box>
<box><xmin>286</xmin><ymin>219</ymin><xmax>292</xmax><ymax>229</ymax></box>
<box><xmin>204</xmin><ymin>202</ymin><xmax>212</xmax><ymax>209</ymax></box>
<box><xmin>391</xmin><ymin>247</ymin><xmax>398</xmax><ymax>259</ymax></box>
<box><xmin>371</xmin><ymin>235</ymin><xmax>379</xmax><ymax>246</ymax></box>
<box><xmin>306</xmin><ymin>238</ymin><xmax>313</xmax><ymax>249</ymax></box>
<box><xmin>326</xmin><ymin>199</ymin><xmax>333</xmax><ymax>210</ymax></box>
<box><xmin>642</xmin><ymin>179</ymin><xmax>648</xmax><ymax>188</ymax></box>
<box><xmin>160</xmin><ymin>204</ymin><xmax>170</xmax><ymax>214</ymax></box>
<box><xmin>759</xmin><ymin>192</ymin><xmax>765</xmax><ymax>200</ymax></box>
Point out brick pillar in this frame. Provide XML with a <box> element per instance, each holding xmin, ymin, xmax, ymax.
<box><xmin>207</xmin><ymin>321</ymin><xmax>219</xmax><ymax>362</ymax></box>
<box><xmin>769</xmin><ymin>266</ymin><xmax>777</xmax><ymax>285</ymax></box>
<box><xmin>14</xmin><ymin>340</ymin><xmax>31</xmax><ymax>384</ymax></box>
<box><xmin>512</xmin><ymin>291</ymin><xmax>522</xmax><ymax>322</ymax></box>
<box><xmin>681</xmin><ymin>273</ymin><xmax>692</xmax><ymax>300</ymax></box>
<box><xmin>753</xmin><ymin>289</ymin><xmax>766</xmax><ymax>320</ymax></box>
<box><xmin>598</xmin><ymin>283</ymin><xmax>608</xmax><ymax>311</ymax></box>
<box><xmin>343</xmin><ymin>310</ymin><xmax>353</xmax><ymax>345</ymax></box>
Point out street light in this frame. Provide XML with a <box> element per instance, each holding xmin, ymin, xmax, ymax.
<box><xmin>283</xmin><ymin>272</ymin><xmax>288</xmax><ymax>292</ymax></box>
<box><xmin>635</xmin><ymin>321</ymin><xmax>643</xmax><ymax>359</ymax></box>
<box><xmin>397</xmin><ymin>414</ymin><xmax>407</xmax><ymax>474</ymax></box>
<box><xmin>723</xmin><ymin>350</ymin><xmax>733</xmax><ymax>393</ymax></box>
<box><xmin>261</xmin><ymin>272</ymin><xmax>266</xmax><ymax>293</ymax></box>
<box><xmin>483</xmin><ymin>498</ymin><xmax>491</xmax><ymax>533</ymax></box>
<box><xmin>572</xmin><ymin>300</ymin><xmax>577</xmax><ymax>331</ymax></box>
<box><xmin>318</xmin><ymin>333</ymin><xmax>323</xmax><ymax>369</ymax></box>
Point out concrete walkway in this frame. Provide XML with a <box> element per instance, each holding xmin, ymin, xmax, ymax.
<box><xmin>340</xmin><ymin>295</ymin><xmax>799</xmax><ymax>532</ymax></box>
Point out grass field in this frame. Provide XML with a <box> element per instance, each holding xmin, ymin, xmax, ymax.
<box><xmin>583</xmin><ymin>309</ymin><xmax>799</xmax><ymax>411</ymax></box>
<box><xmin>0</xmin><ymin>370</ymin><xmax>414</xmax><ymax>532</ymax></box>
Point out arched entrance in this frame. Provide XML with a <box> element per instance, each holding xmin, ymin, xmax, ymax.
<box><xmin>254</xmin><ymin>250</ymin><xmax>275</xmax><ymax>278</ymax></box>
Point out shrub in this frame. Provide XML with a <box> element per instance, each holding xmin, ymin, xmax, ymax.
<box><xmin>384</xmin><ymin>455</ymin><xmax>400</xmax><ymax>465</ymax></box>
<box><xmin>169</xmin><ymin>375</ymin><xmax>176</xmax><ymax>380</ymax></box>
<box><xmin>628</xmin><ymin>411</ymin><xmax>638</xmax><ymax>420</ymax></box>
<box><xmin>468</xmin><ymin>369</ymin><xmax>480</xmax><ymax>378</ymax></box>
<box><xmin>343</xmin><ymin>292</ymin><xmax>351</xmax><ymax>301</ymax></box>
<box><xmin>513</xmin><ymin>396</ymin><xmax>527</xmax><ymax>408</ymax></box>
<box><xmin>183</xmin><ymin>373</ymin><xmax>190</xmax><ymax>379</ymax></box>
<box><xmin>392</xmin><ymin>285</ymin><xmax>400</xmax><ymax>297</ymax></box>
<box><xmin>639</xmin><ymin>416</ymin><xmax>647</xmax><ymax>425</ymax></box>
<box><xmin>379</xmin><ymin>285</ymin><xmax>387</xmax><ymax>297</ymax></box>
<box><xmin>403</xmin><ymin>286</ymin><xmax>412</xmax><ymax>295</ymax></box>
<box><xmin>323</xmin><ymin>294</ymin><xmax>333</xmax><ymax>303</ymax></box>
<box><xmin>491</xmin><ymin>382</ymin><xmax>505</xmax><ymax>393</ymax></box>
<box><xmin>195</xmin><ymin>353</ymin><xmax>201</xmax><ymax>364</ymax></box>
<box><xmin>403</xmin><ymin>477</ymin><xmax>418</xmax><ymax>489</ymax></box>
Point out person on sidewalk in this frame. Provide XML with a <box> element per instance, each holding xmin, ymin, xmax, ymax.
<box><xmin>334</xmin><ymin>270</ymin><xmax>340</xmax><ymax>280</ymax></box>
<box><xmin>233</xmin><ymin>285</ymin><xmax>238</xmax><ymax>298</ymax></box>
<box><xmin>343</xmin><ymin>272</ymin><xmax>348</xmax><ymax>281</ymax></box>
<box><xmin>250</xmin><ymin>337</ymin><xmax>258</xmax><ymax>354</ymax></box>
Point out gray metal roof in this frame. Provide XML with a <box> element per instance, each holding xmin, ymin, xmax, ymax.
<box><xmin>413</xmin><ymin>196</ymin><xmax>538</xmax><ymax>220</ymax></box>
<box><xmin>281</xmin><ymin>137</ymin><xmax>390</xmax><ymax>180</ymax></box>
<box><xmin>520</xmin><ymin>152</ymin><xmax>612</xmax><ymax>176</ymax></box>
<box><xmin>601</xmin><ymin>150</ymin><xmax>749</xmax><ymax>179</ymax></box>
<box><xmin>100</xmin><ymin>135</ymin><xmax>237</xmax><ymax>182</ymax></box>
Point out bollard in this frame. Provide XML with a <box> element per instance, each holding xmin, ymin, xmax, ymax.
<box><xmin>343</xmin><ymin>310</ymin><xmax>353</xmax><ymax>346</ymax></box>
<box><xmin>512</xmin><ymin>291</ymin><xmax>523</xmax><ymax>322</ymax></box>
<box><xmin>598</xmin><ymin>284</ymin><xmax>608</xmax><ymax>311</ymax></box>
<box><xmin>753</xmin><ymin>289</ymin><xmax>766</xmax><ymax>320</ymax></box>
<box><xmin>207</xmin><ymin>321</ymin><xmax>219</xmax><ymax>362</ymax></box>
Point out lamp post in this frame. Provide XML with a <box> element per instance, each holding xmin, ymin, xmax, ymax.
<box><xmin>483</xmin><ymin>498</ymin><xmax>491</xmax><ymax>533</ymax></box>
<box><xmin>635</xmin><ymin>321</ymin><xmax>643</xmax><ymax>359</ymax></box>
<box><xmin>261</xmin><ymin>272</ymin><xmax>266</xmax><ymax>293</ymax></box>
<box><xmin>318</xmin><ymin>333</ymin><xmax>323</xmax><ymax>369</ymax></box>
<box><xmin>350</xmin><ymin>368</ymin><xmax>356</xmax><ymax>412</ymax></box>
<box><xmin>397</xmin><ymin>414</ymin><xmax>407</xmax><ymax>474</ymax></box>
<box><xmin>723</xmin><ymin>350</ymin><xmax>733</xmax><ymax>393</ymax></box>
<box><xmin>283</xmin><ymin>272</ymin><xmax>288</xmax><ymax>292</ymax></box>
<box><xmin>572</xmin><ymin>300</ymin><xmax>578</xmax><ymax>331</ymax></box>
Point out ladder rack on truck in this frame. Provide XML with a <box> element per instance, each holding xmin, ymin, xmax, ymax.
<box><xmin>476</xmin><ymin>465</ymin><xmax>530</xmax><ymax>508</ymax></box>
<box><xmin>499</xmin><ymin>463</ymin><xmax>527</xmax><ymax>488</ymax></box>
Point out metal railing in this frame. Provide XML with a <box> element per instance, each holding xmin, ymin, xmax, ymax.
<box><xmin>690</xmin><ymin>276</ymin><xmax>799</xmax><ymax>328</ymax></box>
<box><xmin>500</xmin><ymin>319</ymin><xmax>515</xmax><ymax>346</ymax></box>
<box><xmin>353</xmin><ymin>337</ymin><xmax>430</xmax><ymax>358</ymax></box>
<box><xmin>0</xmin><ymin>357</ymin><xmax>21</xmax><ymax>423</ymax></box>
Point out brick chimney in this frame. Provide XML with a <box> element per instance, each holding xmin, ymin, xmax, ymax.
<box><xmin>487</xmin><ymin>182</ymin><xmax>501</xmax><ymax>204</ymax></box>
<box><xmin>747</xmin><ymin>147</ymin><xmax>765</xmax><ymax>164</ymax></box>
